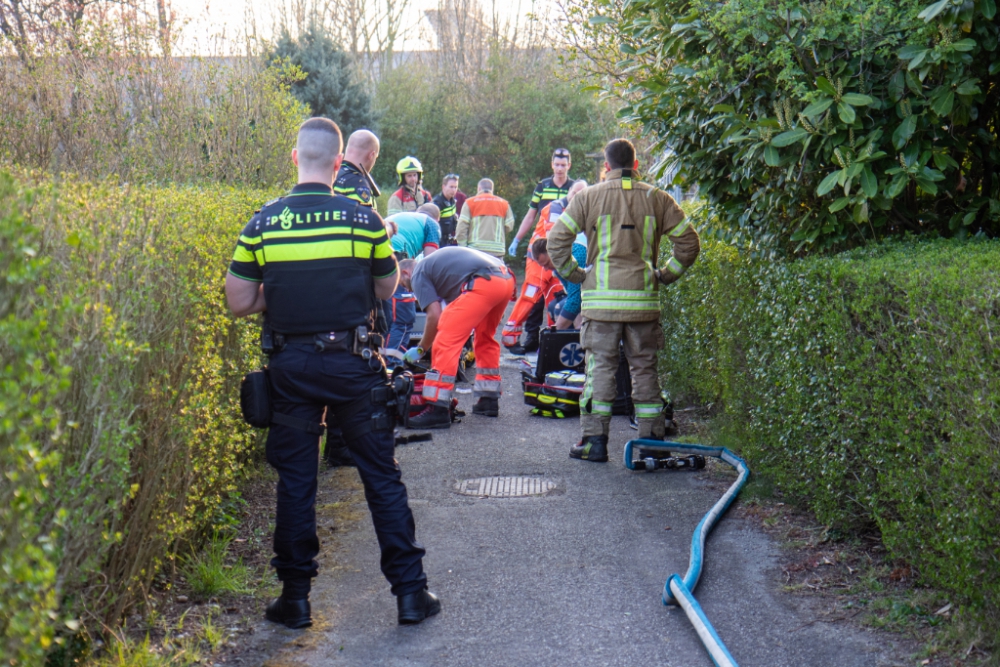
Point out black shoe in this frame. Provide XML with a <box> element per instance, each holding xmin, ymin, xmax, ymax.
<box><xmin>505</xmin><ymin>343</ymin><xmax>527</xmax><ymax>355</ymax></box>
<box><xmin>570</xmin><ymin>435</ymin><xmax>609</xmax><ymax>462</ymax></box>
<box><xmin>324</xmin><ymin>446</ymin><xmax>356</xmax><ymax>468</ymax></box>
<box><xmin>472</xmin><ymin>397</ymin><xmax>499</xmax><ymax>417</ymax></box>
<box><xmin>397</xmin><ymin>589</ymin><xmax>442</xmax><ymax>625</ymax></box>
<box><xmin>523</xmin><ymin>340</ymin><xmax>539</xmax><ymax>353</ymax></box>
<box><xmin>407</xmin><ymin>404</ymin><xmax>451</xmax><ymax>429</ymax></box>
<box><xmin>265</xmin><ymin>596</ymin><xmax>312</xmax><ymax>629</ymax></box>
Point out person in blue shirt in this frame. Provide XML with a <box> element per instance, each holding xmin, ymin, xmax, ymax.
<box><xmin>382</xmin><ymin>204</ymin><xmax>442</xmax><ymax>354</ymax></box>
<box><xmin>531</xmin><ymin>235</ymin><xmax>588</xmax><ymax>330</ymax></box>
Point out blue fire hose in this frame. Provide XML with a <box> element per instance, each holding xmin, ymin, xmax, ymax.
<box><xmin>623</xmin><ymin>439</ymin><xmax>750</xmax><ymax>667</ymax></box>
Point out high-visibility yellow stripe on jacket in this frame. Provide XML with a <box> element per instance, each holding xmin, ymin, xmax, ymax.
<box><xmin>543</xmin><ymin>169</ymin><xmax>701</xmax><ymax>323</ymax></box>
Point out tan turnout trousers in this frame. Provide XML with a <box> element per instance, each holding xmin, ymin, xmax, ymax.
<box><xmin>579</xmin><ymin>319</ymin><xmax>667</xmax><ymax>440</ymax></box>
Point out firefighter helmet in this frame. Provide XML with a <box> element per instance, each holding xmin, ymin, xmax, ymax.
<box><xmin>396</xmin><ymin>156</ymin><xmax>423</xmax><ymax>185</ymax></box>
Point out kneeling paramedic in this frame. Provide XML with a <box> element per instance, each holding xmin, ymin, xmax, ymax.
<box><xmin>397</xmin><ymin>247</ymin><xmax>515</xmax><ymax>428</ymax></box>
<box><xmin>225</xmin><ymin>117</ymin><xmax>440</xmax><ymax>628</ymax></box>
<box><xmin>545</xmin><ymin>137</ymin><xmax>700</xmax><ymax>463</ymax></box>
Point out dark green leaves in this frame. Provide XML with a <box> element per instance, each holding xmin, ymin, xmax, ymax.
<box><xmin>841</xmin><ymin>93</ymin><xmax>873</xmax><ymax>106</ymax></box>
<box><xmin>838</xmin><ymin>102</ymin><xmax>857</xmax><ymax>123</ymax></box>
<box><xmin>801</xmin><ymin>98</ymin><xmax>834</xmax><ymax>117</ymax></box>
<box><xmin>772</xmin><ymin>128</ymin><xmax>809</xmax><ymax>146</ymax></box>
<box><xmin>574</xmin><ymin>0</ymin><xmax>1000</xmax><ymax>251</ymax></box>
<box><xmin>861</xmin><ymin>168</ymin><xmax>878</xmax><ymax>198</ymax></box>
<box><xmin>893</xmin><ymin>115</ymin><xmax>918</xmax><ymax>149</ymax></box>
<box><xmin>817</xmin><ymin>171</ymin><xmax>842</xmax><ymax>196</ymax></box>
<box><xmin>764</xmin><ymin>145</ymin><xmax>781</xmax><ymax>166</ymax></box>
<box><xmin>917</xmin><ymin>0</ymin><xmax>950</xmax><ymax>21</ymax></box>
<box><xmin>816</xmin><ymin>77</ymin><xmax>837</xmax><ymax>96</ymax></box>
<box><xmin>931</xmin><ymin>90</ymin><xmax>955</xmax><ymax>116</ymax></box>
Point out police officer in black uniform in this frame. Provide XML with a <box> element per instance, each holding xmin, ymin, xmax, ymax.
<box><xmin>328</xmin><ymin>129</ymin><xmax>383</xmax><ymax>468</ymax></box>
<box><xmin>226</xmin><ymin>117</ymin><xmax>440</xmax><ymax>629</ymax></box>
<box><xmin>433</xmin><ymin>173</ymin><xmax>460</xmax><ymax>245</ymax></box>
<box><xmin>334</xmin><ymin>128</ymin><xmax>381</xmax><ymax>207</ymax></box>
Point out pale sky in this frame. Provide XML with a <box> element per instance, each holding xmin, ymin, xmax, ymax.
<box><xmin>165</xmin><ymin>0</ymin><xmax>551</xmax><ymax>54</ymax></box>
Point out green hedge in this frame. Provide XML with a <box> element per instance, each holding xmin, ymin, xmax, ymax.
<box><xmin>660</xmin><ymin>238</ymin><xmax>1000</xmax><ymax>619</ymax></box>
<box><xmin>0</xmin><ymin>172</ymin><xmax>264</xmax><ymax>664</ymax></box>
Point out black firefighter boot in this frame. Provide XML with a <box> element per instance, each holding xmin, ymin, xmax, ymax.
<box><xmin>472</xmin><ymin>396</ymin><xmax>499</xmax><ymax>417</ymax></box>
<box><xmin>570</xmin><ymin>435</ymin><xmax>609</xmax><ymax>462</ymax></box>
<box><xmin>408</xmin><ymin>404</ymin><xmax>451</xmax><ymax>429</ymax></box>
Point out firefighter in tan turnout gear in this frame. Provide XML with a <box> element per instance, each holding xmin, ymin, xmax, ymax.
<box><xmin>545</xmin><ymin>138</ymin><xmax>700</xmax><ymax>462</ymax></box>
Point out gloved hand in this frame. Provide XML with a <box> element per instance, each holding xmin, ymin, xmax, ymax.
<box><xmin>507</xmin><ymin>238</ymin><xmax>520</xmax><ymax>257</ymax></box>
<box><xmin>403</xmin><ymin>346</ymin><xmax>425</xmax><ymax>364</ymax></box>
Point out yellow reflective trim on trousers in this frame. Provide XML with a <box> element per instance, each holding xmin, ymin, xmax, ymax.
<box><xmin>642</xmin><ymin>215</ymin><xmax>655</xmax><ymax>291</ymax></box>
<box><xmin>635</xmin><ymin>403</ymin><xmax>662</xmax><ymax>415</ymax></box>
<box><xmin>262</xmin><ymin>239</ymin><xmax>375</xmax><ymax>262</ymax></box>
<box><xmin>592</xmin><ymin>400</ymin><xmax>613</xmax><ymax>415</ymax></box>
<box><xmin>233</xmin><ymin>245</ymin><xmax>255</xmax><ymax>263</ymax></box>
<box><xmin>669</xmin><ymin>218</ymin><xmax>692</xmax><ymax>237</ymax></box>
<box><xmin>582</xmin><ymin>353</ymin><xmax>595</xmax><ymax>411</ymax></box>
<box><xmin>596</xmin><ymin>215</ymin><xmax>611</xmax><ymax>290</ymax></box>
<box><xmin>666</xmin><ymin>256</ymin><xmax>685</xmax><ymax>276</ymax></box>
<box><xmin>559</xmin><ymin>212</ymin><xmax>580</xmax><ymax>234</ymax></box>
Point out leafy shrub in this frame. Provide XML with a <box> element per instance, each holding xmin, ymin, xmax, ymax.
<box><xmin>0</xmin><ymin>174</ymin><xmax>70</xmax><ymax>665</ymax></box>
<box><xmin>660</xmin><ymin>237</ymin><xmax>1000</xmax><ymax>622</ymax></box>
<box><xmin>564</xmin><ymin>0</ymin><xmax>1000</xmax><ymax>252</ymax></box>
<box><xmin>0</xmin><ymin>172</ymin><xmax>266</xmax><ymax>661</ymax></box>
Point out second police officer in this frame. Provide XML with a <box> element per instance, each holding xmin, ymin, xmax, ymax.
<box><xmin>225</xmin><ymin>117</ymin><xmax>440</xmax><ymax>629</ymax></box>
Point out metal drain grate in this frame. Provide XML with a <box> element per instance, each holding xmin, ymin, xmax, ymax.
<box><xmin>455</xmin><ymin>476</ymin><xmax>556</xmax><ymax>498</ymax></box>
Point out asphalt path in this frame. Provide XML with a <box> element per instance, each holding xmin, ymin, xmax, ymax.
<box><xmin>252</xmin><ymin>353</ymin><xmax>911</xmax><ymax>667</ymax></box>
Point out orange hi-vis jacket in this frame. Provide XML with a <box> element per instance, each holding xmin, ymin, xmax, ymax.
<box><xmin>529</xmin><ymin>199</ymin><xmax>567</xmax><ymax>245</ymax></box>
<box><xmin>455</xmin><ymin>192</ymin><xmax>515</xmax><ymax>257</ymax></box>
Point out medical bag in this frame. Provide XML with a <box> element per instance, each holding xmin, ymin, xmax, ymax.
<box><xmin>521</xmin><ymin>328</ymin><xmax>633</xmax><ymax>418</ymax></box>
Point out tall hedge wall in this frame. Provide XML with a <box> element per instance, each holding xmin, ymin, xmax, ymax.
<box><xmin>0</xmin><ymin>172</ymin><xmax>263</xmax><ymax>664</ymax></box>
<box><xmin>660</xmin><ymin>238</ymin><xmax>1000</xmax><ymax>618</ymax></box>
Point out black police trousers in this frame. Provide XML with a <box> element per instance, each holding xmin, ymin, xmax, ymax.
<box><xmin>265</xmin><ymin>343</ymin><xmax>427</xmax><ymax>596</ymax></box>
<box><xmin>524</xmin><ymin>298</ymin><xmax>545</xmax><ymax>347</ymax></box>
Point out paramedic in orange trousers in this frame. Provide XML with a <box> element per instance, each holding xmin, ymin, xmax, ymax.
<box><xmin>396</xmin><ymin>247</ymin><xmax>516</xmax><ymax>429</ymax></box>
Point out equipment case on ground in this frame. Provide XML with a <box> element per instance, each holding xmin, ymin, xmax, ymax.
<box><xmin>521</xmin><ymin>327</ymin><xmax>633</xmax><ymax>418</ymax></box>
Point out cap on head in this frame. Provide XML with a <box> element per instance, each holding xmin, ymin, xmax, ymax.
<box><xmin>297</xmin><ymin>117</ymin><xmax>343</xmax><ymax>173</ymax></box>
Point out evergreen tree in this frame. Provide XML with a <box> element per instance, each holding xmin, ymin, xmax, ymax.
<box><xmin>270</xmin><ymin>22</ymin><xmax>377</xmax><ymax>135</ymax></box>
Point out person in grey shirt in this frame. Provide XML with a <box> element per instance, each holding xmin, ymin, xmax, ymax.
<box><xmin>397</xmin><ymin>247</ymin><xmax>515</xmax><ymax>428</ymax></box>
